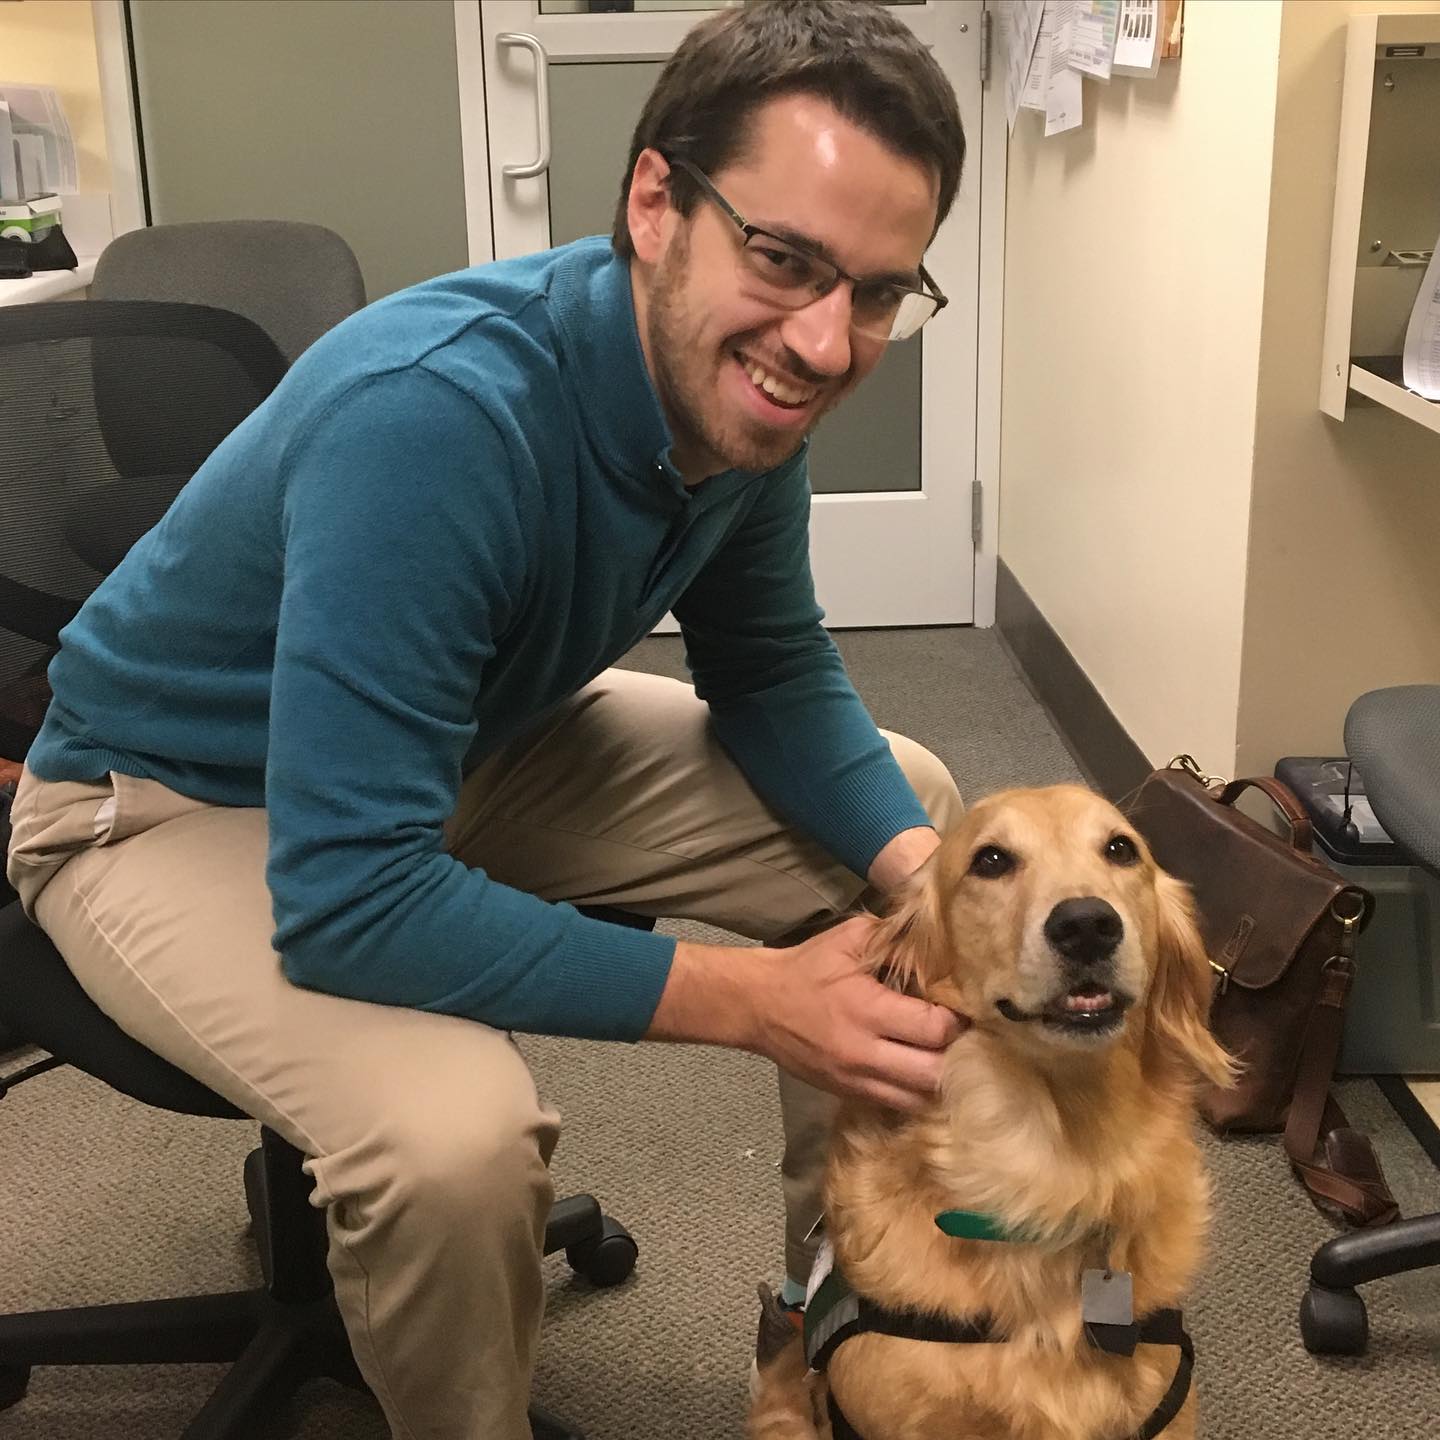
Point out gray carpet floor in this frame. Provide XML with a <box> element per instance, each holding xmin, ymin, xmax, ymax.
<box><xmin>2</xmin><ymin>629</ymin><xmax>1438</xmax><ymax>1438</ymax></box>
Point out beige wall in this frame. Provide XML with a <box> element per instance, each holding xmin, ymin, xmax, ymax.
<box><xmin>1000</xmin><ymin>0</ymin><xmax>1284</xmax><ymax>772</ymax></box>
<box><xmin>1236</xmin><ymin>0</ymin><xmax>1440</xmax><ymax>774</ymax></box>
<box><xmin>0</xmin><ymin>0</ymin><xmax>109</xmax><ymax>193</ymax></box>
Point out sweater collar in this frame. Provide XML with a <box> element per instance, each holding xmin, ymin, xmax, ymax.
<box><xmin>548</xmin><ymin>237</ymin><xmax>803</xmax><ymax>497</ymax></box>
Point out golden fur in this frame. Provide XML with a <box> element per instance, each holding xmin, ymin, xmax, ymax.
<box><xmin>749</xmin><ymin>785</ymin><xmax>1235</xmax><ymax>1440</ymax></box>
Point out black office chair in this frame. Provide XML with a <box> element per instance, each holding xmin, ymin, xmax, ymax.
<box><xmin>0</xmin><ymin>300</ymin><xmax>641</xmax><ymax>1437</ymax></box>
<box><xmin>0</xmin><ymin>300</ymin><xmax>291</xmax><ymax>744</ymax></box>
<box><xmin>0</xmin><ymin>299</ymin><xmax>287</xmax><ymax>1038</ymax></box>
<box><xmin>1300</xmin><ymin>685</ymin><xmax>1440</xmax><ymax>1354</ymax></box>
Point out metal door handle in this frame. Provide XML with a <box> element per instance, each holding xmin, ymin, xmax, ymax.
<box><xmin>498</xmin><ymin>32</ymin><xmax>551</xmax><ymax>179</ymax></box>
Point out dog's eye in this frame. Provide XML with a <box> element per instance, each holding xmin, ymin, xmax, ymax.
<box><xmin>969</xmin><ymin>845</ymin><xmax>1015</xmax><ymax>879</ymax></box>
<box><xmin>1105</xmin><ymin>834</ymin><xmax>1140</xmax><ymax>866</ymax></box>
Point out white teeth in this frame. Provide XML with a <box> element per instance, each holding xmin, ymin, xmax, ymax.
<box><xmin>1063</xmin><ymin>991</ymin><xmax>1114</xmax><ymax>1013</ymax></box>
<box><xmin>742</xmin><ymin>357</ymin><xmax>815</xmax><ymax>407</ymax></box>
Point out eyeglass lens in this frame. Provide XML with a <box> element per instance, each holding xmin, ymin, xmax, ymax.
<box><xmin>738</xmin><ymin>232</ymin><xmax>935</xmax><ymax>341</ymax></box>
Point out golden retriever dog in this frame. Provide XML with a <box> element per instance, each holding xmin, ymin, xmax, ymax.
<box><xmin>749</xmin><ymin>784</ymin><xmax>1234</xmax><ymax>1440</ymax></box>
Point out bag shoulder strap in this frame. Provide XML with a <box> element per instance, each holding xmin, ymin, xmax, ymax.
<box><xmin>1282</xmin><ymin>949</ymin><xmax>1400</xmax><ymax>1227</ymax></box>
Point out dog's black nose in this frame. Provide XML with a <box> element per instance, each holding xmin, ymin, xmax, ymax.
<box><xmin>1044</xmin><ymin>898</ymin><xmax>1124</xmax><ymax>964</ymax></box>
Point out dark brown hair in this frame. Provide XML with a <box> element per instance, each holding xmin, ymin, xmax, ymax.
<box><xmin>611</xmin><ymin>0</ymin><xmax>966</xmax><ymax>258</ymax></box>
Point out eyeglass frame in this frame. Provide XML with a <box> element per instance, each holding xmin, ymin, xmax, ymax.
<box><xmin>662</xmin><ymin>155</ymin><xmax>948</xmax><ymax>342</ymax></box>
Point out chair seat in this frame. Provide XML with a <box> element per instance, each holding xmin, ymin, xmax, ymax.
<box><xmin>1345</xmin><ymin>685</ymin><xmax>1440</xmax><ymax>872</ymax></box>
<box><xmin>0</xmin><ymin>903</ymin><xmax>242</xmax><ymax>1120</ymax></box>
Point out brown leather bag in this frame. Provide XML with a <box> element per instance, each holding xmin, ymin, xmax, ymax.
<box><xmin>1126</xmin><ymin>758</ymin><xmax>1399</xmax><ymax>1228</ymax></box>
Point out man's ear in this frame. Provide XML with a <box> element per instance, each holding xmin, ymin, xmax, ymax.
<box><xmin>626</xmin><ymin>147</ymin><xmax>674</xmax><ymax>265</ymax></box>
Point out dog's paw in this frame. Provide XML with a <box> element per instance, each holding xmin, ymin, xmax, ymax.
<box><xmin>748</xmin><ymin>1284</ymin><xmax>827</xmax><ymax>1439</ymax></box>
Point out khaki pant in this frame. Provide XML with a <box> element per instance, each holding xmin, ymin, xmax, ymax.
<box><xmin>6</xmin><ymin>668</ymin><xmax>961</xmax><ymax>1440</ymax></box>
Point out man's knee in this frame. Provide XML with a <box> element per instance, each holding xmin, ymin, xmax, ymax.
<box><xmin>883</xmin><ymin>732</ymin><xmax>963</xmax><ymax>833</ymax></box>
<box><xmin>383</xmin><ymin>1074</ymin><xmax>559</xmax><ymax>1232</ymax></box>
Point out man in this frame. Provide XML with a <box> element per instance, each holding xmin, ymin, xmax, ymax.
<box><xmin>7</xmin><ymin>2</ymin><xmax>968</xmax><ymax>1435</ymax></box>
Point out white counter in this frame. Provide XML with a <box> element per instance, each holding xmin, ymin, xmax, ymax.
<box><xmin>0</xmin><ymin>256</ymin><xmax>99</xmax><ymax>307</ymax></box>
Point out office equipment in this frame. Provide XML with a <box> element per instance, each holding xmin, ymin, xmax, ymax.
<box><xmin>1275</xmin><ymin>755</ymin><xmax>1440</xmax><ymax>1074</ymax></box>
<box><xmin>0</xmin><ymin>194</ymin><xmax>60</xmax><ymax>243</ymax></box>
<box><xmin>0</xmin><ymin>84</ymin><xmax>77</xmax><ymax>202</ymax></box>
<box><xmin>0</xmin><ymin>196</ymin><xmax>76</xmax><ymax>274</ymax></box>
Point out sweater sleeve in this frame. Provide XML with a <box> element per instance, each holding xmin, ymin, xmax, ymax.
<box><xmin>671</xmin><ymin>454</ymin><xmax>932</xmax><ymax>879</ymax></box>
<box><xmin>266</xmin><ymin>366</ymin><xmax>675</xmax><ymax>1039</ymax></box>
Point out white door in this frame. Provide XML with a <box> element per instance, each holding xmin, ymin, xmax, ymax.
<box><xmin>477</xmin><ymin>0</ymin><xmax>983</xmax><ymax>628</ymax></box>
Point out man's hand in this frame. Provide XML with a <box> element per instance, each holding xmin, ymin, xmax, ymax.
<box><xmin>646</xmin><ymin>915</ymin><xmax>966</xmax><ymax>1112</ymax></box>
<box><xmin>749</xmin><ymin>916</ymin><xmax>964</xmax><ymax>1111</ymax></box>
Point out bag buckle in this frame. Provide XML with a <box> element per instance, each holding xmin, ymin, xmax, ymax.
<box><xmin>1329</xmin><ymin>896</ymin><xmax>1365</xmax><ymax>931</ymax></box>
<box><xmin>1169</xmin><ymin>754</ymin><xmax>1229</xmax><ymax>792</ymax></box>
<box><xmin>1208</xmin><ymin>959</ymin><xmax>1230</xmax><ymax>995</ymax></box>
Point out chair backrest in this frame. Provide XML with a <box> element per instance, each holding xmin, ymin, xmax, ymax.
<box><xmin>1345</xmin><ymin>684</ymin><xmax>1440</xmax><ymax>873</ymax></box>
<box><xmin>0</xmin><ymin>300</ymin><xmax>286</xmax><ymax>759</ymax></box>
<box><xmin>91</xmin><ymin>220</ymin><xmax>366</xmax><ymax>365</ymax></box>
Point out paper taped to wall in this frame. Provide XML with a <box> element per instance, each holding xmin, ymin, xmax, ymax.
<box><xmin>1113</xmin><ymin>0</ymin><xmax>1163</xmax><ymax>77</ymax></box>
<box><xmin>1021</xmin><ymin>5</ymin><xmax>1055</xmax><ymax>115</ymax></box>
<box><xmin>1402</xmin><ymin>233</ymin><xmax>1440</xmax><ymax>401</ymax></box>
<box><xmin>1044</xmin><ymin>1</ymin><xmax>1084</xmax><ymax>137</ymax></box>
<box><xmin>1000</xmin><ymin>1</ymin><xmax>1046</xmax><ymax>131</ymax></box>
<box><xmin>1068</xmin><ymin>1</ymin><xmax>1121</xmax><ymax>81</ymax></box>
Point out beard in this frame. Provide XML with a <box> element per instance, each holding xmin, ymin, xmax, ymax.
<box><xmin>645</xmin><ymin>238</ymin><xmax>844</xmax><ymax>477</ymax></box>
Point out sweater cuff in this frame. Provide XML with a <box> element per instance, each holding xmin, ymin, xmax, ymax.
<box><xmin>547</xmin><ymin>911</ymin><xmax>678</xmax><ymax>1041</ymax></box>
<box><xmin>817</xmin><ymin>764</ymin><xmax>934</xmax><ymax>879</ymax></box>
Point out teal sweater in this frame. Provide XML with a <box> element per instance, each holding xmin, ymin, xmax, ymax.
<box><xmin>29</xmin><ymin>237</ymin><xmax>931</xmax><ymax>1040</ymax></box>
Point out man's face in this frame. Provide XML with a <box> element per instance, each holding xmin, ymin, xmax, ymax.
<box><xmin>639</xmin><ymin>94</ymin><xmax>940</xmax><ymax>480</ymax></box>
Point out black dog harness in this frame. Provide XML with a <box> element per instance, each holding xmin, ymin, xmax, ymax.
<box><xmin>804</xmin><ymin>1261</ymin><xmax>1194</xmax><ymax>1440</ymax></box>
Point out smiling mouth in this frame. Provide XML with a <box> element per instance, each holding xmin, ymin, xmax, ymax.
<box><xmin>736</xmin><ymin>352</ymin><xmax>820</xmax><ymax>410</ymax></box>
<box><xmin>995</xmin><ymin>983</ymin><xmax>1132</xmax><ymax>1037</ymax></box>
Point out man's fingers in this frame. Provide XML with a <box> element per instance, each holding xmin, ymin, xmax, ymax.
<box><xmin>868</xmin><ymin>982</ymin><xmax>965</xmax><ymax>1049</ymax></box>
<box><xmin>854</xmin><ymin>1036</ymin><xmax>949</xmax><ymax>1099</ymax></box>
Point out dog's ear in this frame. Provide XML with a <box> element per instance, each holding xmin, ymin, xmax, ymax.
<box><xmin>864</xmin><ymin>854</ymin><xmax>948</xmax><ymax>998</ymax></box>
<box><xmin>1146</xmin><ymin>871</ymin><xmax>1238</xmax><ymax>1090</ymax></box>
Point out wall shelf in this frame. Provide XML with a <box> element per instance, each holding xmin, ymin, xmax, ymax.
<box><xmin>1349</xmin><ymin>360</ymin><xmax>1440</xmax><ymax>436</ymax></box>
<box><xmin>1320</xmin><ymin>11</ymin><xmax>1440</xmax><ymax>434</ymax></box>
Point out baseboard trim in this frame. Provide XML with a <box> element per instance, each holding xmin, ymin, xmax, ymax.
<box><xmin>994</xmin><ymin>560</ymin><xmax>1151</xmax><ymax>803</ymax></box>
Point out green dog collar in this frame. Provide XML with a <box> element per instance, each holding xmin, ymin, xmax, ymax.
<box><xmin>934</xmin><ymin>1209</ymin><xmax>1028</xmax><ymax>1243</ymax></box>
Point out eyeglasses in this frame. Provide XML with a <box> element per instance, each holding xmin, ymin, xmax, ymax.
<box><xmin>665</xmin><ymin>156</ymin><xmax>947</xmax><ymax>344</ymax></box>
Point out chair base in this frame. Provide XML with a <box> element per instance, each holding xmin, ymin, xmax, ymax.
<box><xmin>0</xmin><ymin>1128</ymin><xmax>636</xmax><ymax>1438</ymax></box>
<box><xmin>0</xmin><ymin>1288</ymin><xmax>584</xmax><ymax>1438</ymax></box>
<box><xmin>0</xmin><ymin>1286</ymin><xmax>359</xmax><ymax>1440</ymax></box>
<box><xmin>1299</xmin><ymin>1211</ymin><xmax>1440</xmax><ymax>1355</ymax></box>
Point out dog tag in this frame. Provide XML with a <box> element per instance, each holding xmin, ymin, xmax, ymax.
<box><xmin>1081</xmin><ymin>1269</ymin><xmax>1134</xmax><ymax>1328</ymax></box>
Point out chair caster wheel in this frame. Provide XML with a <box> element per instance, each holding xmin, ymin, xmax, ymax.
<box><xmin>566</xmin><ymin>1215</ymin><xmax>637</xmax><ymax>1288</ymax></box>
<box><xmin>0</xmin><ymin>1363</ymin><xmax>31</xmax><ymax>1410</ymax></box>
<box><xmin>1300</xmin><ymin>1283</ymin><xmax>1369</xmax><ymax>1354</ymax></box>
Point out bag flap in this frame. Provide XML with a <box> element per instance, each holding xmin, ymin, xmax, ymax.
<box><xmin>1127</xmin><ymin>769</ymin><xmax>1369</xmax><ymax>990</ymax></box>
